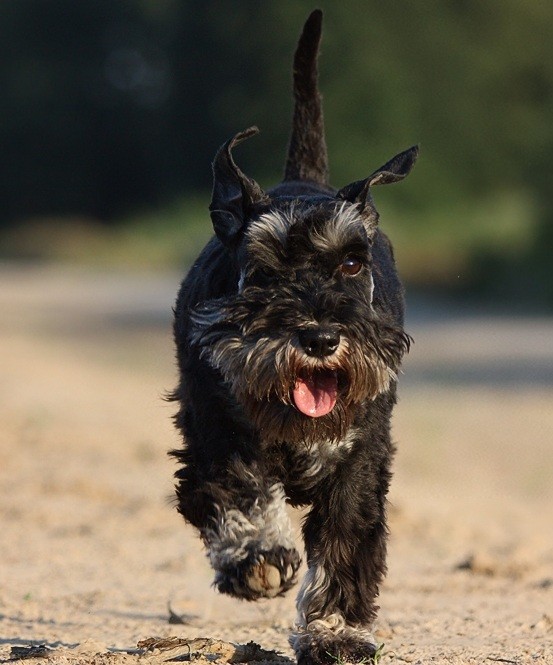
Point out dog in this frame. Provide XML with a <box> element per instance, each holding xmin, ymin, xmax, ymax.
<box><xmin>170</xmin><ymin>10</ymin><xmax>417</xmax><ymax>665</ymax></box>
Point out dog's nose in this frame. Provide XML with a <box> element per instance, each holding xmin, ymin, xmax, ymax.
<box><xmin>298</xmin><ymin>328</ymin><xmax>340</xmax><ymax>358</ymax></box>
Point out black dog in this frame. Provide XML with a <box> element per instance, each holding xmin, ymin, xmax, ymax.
<box><xmin>171</xmin><ymin>10</ymin><xmax>417</xmax><ymax>664</ymax></box>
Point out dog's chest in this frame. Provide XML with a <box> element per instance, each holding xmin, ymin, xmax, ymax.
<box><xmin>268</xmin><ymin>429</ymin><xmax>358</xmax><ymax>502</ymax></box>
<box><xmin>305</xmin><ymin>431</ymin><xmax>357</xmax><ymax>472</ymax></box>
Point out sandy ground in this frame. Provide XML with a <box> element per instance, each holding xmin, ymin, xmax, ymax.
<box><xmin>1</xmin><ymin>264</ymin><xmax>552</xmax><ymax>664</ymax></box>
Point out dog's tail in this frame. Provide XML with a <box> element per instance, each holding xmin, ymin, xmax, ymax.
<box><xmin>283</xmin><ymin>9</ymin><xmax>329</xmax><ymax>186</ymax></box>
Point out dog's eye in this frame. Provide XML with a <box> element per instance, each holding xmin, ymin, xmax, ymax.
<box><xmin>340</xmin><ymin>256</ymin><xmax>363</xmax><ymax>276</ymax></box>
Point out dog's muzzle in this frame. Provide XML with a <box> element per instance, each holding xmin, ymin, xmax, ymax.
<box><xmin>293</xmin><ymin>327</ymin><xmax>341</xmax><ymax>418</ymax></box>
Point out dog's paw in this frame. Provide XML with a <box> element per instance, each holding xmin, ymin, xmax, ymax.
<box><xmin>214</xmin><ymin>546</ymin><xmax>301</xmax><ymax>600</ymax></box>
<box><xmin>291</xmin><ymin>622</ymin><xmax>377</xmax><ymax>665</ymax></box>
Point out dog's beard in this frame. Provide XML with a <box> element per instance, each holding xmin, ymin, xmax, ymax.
<box><xmin>190</xmin><ymin>298</ymin><xmax>410</xmax><ymax>445</ymax></box>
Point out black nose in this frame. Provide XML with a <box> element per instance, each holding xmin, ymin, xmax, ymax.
<box><xmin>298</xmin><ymin>328</ymin><xmax>340</xmax><ymax>358</ymax></box>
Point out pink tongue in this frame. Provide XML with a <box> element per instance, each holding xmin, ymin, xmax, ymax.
<box><xmin>293</xmin><ymin>371</ymin><xmax>338</xmax><ymax>417</ymax></box>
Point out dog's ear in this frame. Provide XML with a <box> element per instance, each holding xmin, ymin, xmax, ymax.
<box><xmin>336</xmin><ymin>145</ymin><xmax>419</xmax><ymax>210</ymax></box>
<box><xmin>210</xmin><ymin>127</ymin><xmax>269</xmax><ymax>245</ymax></box>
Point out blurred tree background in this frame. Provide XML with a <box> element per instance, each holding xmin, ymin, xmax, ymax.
<box><xmin>0</xmin><ymin>0</ymin><xmax>551</xmax><ymax>306</ymax></box>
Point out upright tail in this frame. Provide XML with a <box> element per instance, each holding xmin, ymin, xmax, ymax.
<box><xmin>283</xmin><ymin>9</ymin><xmax>329</xmax><ymax>186</ymax></box>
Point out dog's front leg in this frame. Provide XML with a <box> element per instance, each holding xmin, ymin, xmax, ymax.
<box><xmin>177</xmin><ymin>456</ymin><xmax>301</xmax><ymax>601</ymax></box>
<box><xmin>207</xmin><ymin>477</ymin><xmax>302</xmax><ymax>600</ymax></box>
<box><xmin>290</xmin><ymin>457</ymin><xmax>390</xmax><ymax>664</ymax></box>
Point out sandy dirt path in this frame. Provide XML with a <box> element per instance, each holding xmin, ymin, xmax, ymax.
<box><xmin>0</xmin><ymin>264</ymin><xmax>551</xmax><ymax>664</ymax></box>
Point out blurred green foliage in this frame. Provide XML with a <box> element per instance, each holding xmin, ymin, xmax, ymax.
<box><xmin>0</xmin><ymin>1</ymin><xmax>551</xmax><ymax>303</ymax></box>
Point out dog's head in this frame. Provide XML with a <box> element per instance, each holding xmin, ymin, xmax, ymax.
<box><xmin>191</xmin><ymin>128</ymin><xmax>416</xmax><ymax>444</ymax></box>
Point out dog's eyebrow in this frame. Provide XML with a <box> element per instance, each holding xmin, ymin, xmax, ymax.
<box><xmin>247</xmin><ymin>204</ymin><xmax>370</xmax><ymax>271</ymax></box>
<box><xmin>249</xmin><ymin>209</ymin><xmax>291</xmax><ymax>246</ymax></box>
<box><xmin>245</xmin><ymin>209</ymin><xmax>292</xmax><ymax>272</ymax></box>
<box><xmin>307</xmin><ymin>204</ymin><xmax>368</xmax><ymax>254</ymax></box>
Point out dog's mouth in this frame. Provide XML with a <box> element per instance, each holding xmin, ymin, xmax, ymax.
<box><xmin>292</xmin><ymin>368</ymin><xmax>338</xmax><ymax>418</ymax></box>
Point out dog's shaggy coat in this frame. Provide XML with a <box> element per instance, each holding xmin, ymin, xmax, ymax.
<box><xmin>170</xmin><ymin>10</ymin><xmax>417</xmax><ymax>664</ymax></box>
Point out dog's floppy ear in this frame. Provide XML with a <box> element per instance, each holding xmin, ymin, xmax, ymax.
<box><xmin>210</xmin><ymin>127</ymin><xmax>269</xmax><ymax>245</ymax></box>
<box><xmin>336</xmin><ymin>145</ymin><xmax>419</xmax><ymax>210</ymax></box>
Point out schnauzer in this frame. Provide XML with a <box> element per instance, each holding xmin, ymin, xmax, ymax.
<box><xmin>170</xmin><ymin>10</ymin><xmax>417</xmax><ymax>665</ymax></box>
